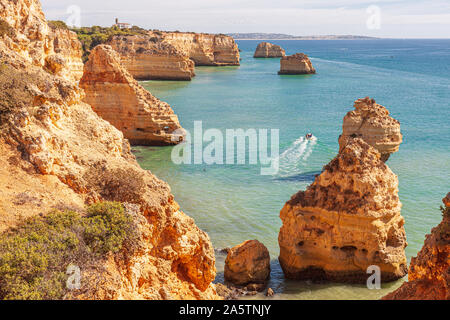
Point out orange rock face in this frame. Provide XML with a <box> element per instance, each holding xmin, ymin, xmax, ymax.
<box><xmin>279</xmin><ymin>138</ymin><xmax>408</xmax><ymax>283</ymax></box>
<box><xmin>80</xmin><ymin>45</ymin><xmax>183</xmax><ymax>146</ymax></box>
<box><xmin>0</xmin><ymin>0</ymin><xmax>218</xmax><ymax>300</ymax></box>
<box><xmin>339</xmin><ymin>97</ymin><xmax>402</xmax><ymax>162</ymax></box>
<box><xmin>254</xmin><ymin>42</ymin><xmax>285</xmax><ymax>58</ymax></box>
<box><xmin>162</xmin><ymin>32</ymin><xmax>240</xmax><ymax>66</ymax></box>
<box><xmin>109</xmin><ymin>32</ymin><xmax>240</xmax><ymax>80</ymax></box>
<box><xmin>109</xmin><ymin>34</ymin><xmax>195</xmax><ymax>81</ymax></box>
<box><xmin>383</xmin><ymin>194</ymin><xmax>450</xmax><ymax>300</ymax></box>
<box><xmin>278</xmin><ymin>53</ymin><xmax>316</xmax><ymax>75</ymax></box>
<box><xmin>225</xmin><ymin>240</ymin><xmax>271</xmax><ymax>285</ymax></box>
<box><xmin>0</xmin><ymin>0</ymin><xmax>83</xmax><ymax>83</ymax></box>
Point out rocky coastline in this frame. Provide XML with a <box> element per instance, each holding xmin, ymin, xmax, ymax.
<box><xmin>278</xmin><ymin>53</ymin><xmax>316</xmax><ymax>75</ymax></box>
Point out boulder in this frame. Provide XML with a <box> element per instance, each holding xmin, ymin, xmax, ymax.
<box><xmin>278</xmin><ymin>138</ymin><xmax>408</xmax><ymax>283</ymax></box>
<box><xmin>225</xmin><ymin>240</ymin><xmax>271</xmax><ymax>286</ymax></box>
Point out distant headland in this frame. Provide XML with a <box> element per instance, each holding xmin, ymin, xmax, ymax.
<box><xmin>228</xmin><ymin>33</ymin><xmax>380</xmax><ymax>40</ymax></box>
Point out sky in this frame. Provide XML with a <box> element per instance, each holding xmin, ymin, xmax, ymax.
<box><xmin>40</xmin><ymin>0</ymin><xmax>450</xmax><ymax>38</ymax></box>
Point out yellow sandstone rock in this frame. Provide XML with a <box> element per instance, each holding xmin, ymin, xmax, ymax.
<box><xmin>278</xmin><ymin>53</ymin><xmax>316</xmax><ymax>75</ymax></box>
<box><xmin>80</xmin><ymin>45</ymin><xmax>183</xmax><ymax>146</ymax></box>
<box><xmin>224</xmin><ymin>240</ymin><xmax>271</xmax><ymax>286</ymax></box>
<box><xmin>339</xmin><ymin>97</ymin><xmax>402</xmax><ymax>162</ymax></box>
<box><xmin>278</xmin><ymin>137</ymin><xmax>408</xmax><ymax>283</ymax></box>
<box><xmin>254</xmin><ymin>42</ymin><xmax>285</xmax><ymax>58</ymax></box>
<box><xmin>383</xmin><ymin>193</ymin><xmax>450</xmax><ymax>300</ymax></box>
<box><xmin>0</xmin><ymin>0</ymin><xmax>218</xmax><ymax>300</ymax></box>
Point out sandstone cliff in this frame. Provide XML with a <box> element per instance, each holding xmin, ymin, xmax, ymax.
<box><xmin>0</xmin><ymin>0</ymin><xmax>83</xmax><ymax>82</ymax></box>
<box><xmin>0</xmin><ymin>0</ymin><xmax>218</xmax><ymax>300</ymax></box>
<box><xmin>161</xmin><ymin>32</ymin><xmax>240</xmax><ymax>66</ymax></box>
<box><xmin>339</xmin><ymin>97</ymin><xmax>402</xmax><ymax>162</ymax></box>
<box><xmin>254</xmin><ymin>42</ymin><xmax>285</xmax><ymax>58</ymax></box>
<box><xmin>278</xmin><ymin>53</ymin><xmax>316</xmax><ymax>75</ymax></box>
<box><xmin>279</xmin><ymin>128</ymin><xmax>407</xmax><ymax>281</ymax></box>
<box><xmin>109</xmin><ymin>34</ymin><xmax>195</xmax><ymax>81</ymax></box>
<box><xmin>109</xmin><ymin>31</ymin><xmax>240</xmax><ymax>80</ymax></box>
<box><xmin>383</xmin><ymin>193</ymin><xmax>450</xmax><ymax>300</ymax></box>
<box><xmin>80</xmin><ymin>45</ymin><xmax>183</xmax><ymax>146</ymax></box>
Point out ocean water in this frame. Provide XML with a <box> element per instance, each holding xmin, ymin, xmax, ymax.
<box><xmin>137</xmin><ymin>39</ymin><xmax>450</xmax><ymax>300</ymax></box>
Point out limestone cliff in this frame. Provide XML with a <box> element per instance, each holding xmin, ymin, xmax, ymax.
<box><xmin>254</xmin><ymin>42</ymin><xmax>285</xmax><ymax>58</ymax></box>
<box><xmin>109</xmin><ymin>31</ymin><xmax>240</xmax><ymax>80</ymax></box>
<box><xmin>278</xmin><ymin>137</ymin><xmax>408</xmax><ymax>282</ymax></box>
<box><xmin>383</xmin><ymin>193</ymin><xmax>450</xmax><ymax>300</ymax></box>
<box><xmin>278</xmin><ymin>53</ymin><xmax>316</xmax><ymax>75</ymax></box>
<box><xmin>0</xmin><ymin>0</ymin><xmax>218</xmax><ymax>300</ymax></box>
<box><xmin>109</xmin><ymin>34</ymin><xmax>196</xmax><ymax>81</ymax></box>
<box><xmin>80</xmin><ymin>45</ymin><xmax>183</xmax><ymax>146</ymax></box>
<box><xmin>161</xmin><ymin>32</ymin><xmax>240</xmax><ymax>66</ymax></box>
<box><xmin>339</xmin><ymin>97</ymin><xmax>402</xmax><ymax>162</ymax></box>
<box><xmin>0</xmin><ymin>0</ymin><xmax>83</xmax><ymax>82</ymax></box>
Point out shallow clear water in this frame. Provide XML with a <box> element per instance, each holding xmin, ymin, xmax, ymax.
<box><xmin>137</xmin><ymin>39</ymin><xmax>450</xmax><ymax>300</ymax></box>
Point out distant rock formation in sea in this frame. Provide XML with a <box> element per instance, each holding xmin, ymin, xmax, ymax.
<box><xmin>383</xmin><ymin>193</ymin><xmax>450</xmax><ymax>300</ymax></box>
<box><xmin>278</xmin><ymin>99</ymin><xmax>408</xmax><ymax>283</ymax></box>
<box><xmin>80</xmin><ymin>45</ymin><xmax>183</xmax><ymax>146</ymax></box>
<box><xmin>224</xmin><ymin>240</ymin><xmax>271</xmax><ymax>287</ymax></box>
<box><xmin>254</xmin><ymin>42</ymin><xmax>286</xmax><ymax>58</ymax></box>
<box><xmin>109</xmin><ymin>31</ymin><xmax>240</xmax><ymax>81</ymax></box>
<box><xmin>0</xmin><ymin>0</ymin><xmax>218</xmax><ymax>300</ymax></box>
<box><xmin>339</xmin><ymin>97</ymin><xmax>402</xmax><ymax>162</ymax></box>
<box><xmin>278</xmin><ymin>53</ymin><xmax>316</xmax><ymax>75</ymax></box>
<box><xmin>228</xmin><ymin>33</ymin><xmax>379</xmax><ymax>40</ymax></box>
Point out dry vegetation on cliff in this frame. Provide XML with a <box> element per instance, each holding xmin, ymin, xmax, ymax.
<box><xmin>0</xmin><ymin>202</ymin><xmax>138</xmax><ymax>300</ymax></box>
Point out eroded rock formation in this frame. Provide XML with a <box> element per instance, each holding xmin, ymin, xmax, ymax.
<box><xmin>109</xmin><ymin>34</ymin><xmax>195</xmax><ymax>80</ymax></box>
<box><xmin>109</xmin><ymin>31</ymin><xmax>240</xmax><ymax>80</ymax></box>
<box><xmin>80</xmin><ymin>45</ymin><xmax>183</xmax><ymax>146</ymax></box>
<box><xmin>254</xmin><ymin>42</ymin><xmax>285</xmax><ymax>58</ymax></box>
<box><xmin>224</xmin><ymin>240</ymin><xmax>271</xmax><ymax>286</ymax></box>
<box><xmin>278</xmin><ymin>137</ymin><xmax>408</xmax><ymax>283</ymax></box>
<box><xmin>278</xmin><ymin>53</ymin><xmax>316</xmax><ymax>75</ymax></box>
<box><xmin>0</xmin><ymin>0</ymin><xmax>218</xmax><ymax>300</ymax></box>
<box><xmin>162</xmin><ymin>32</ymin><xmax>240</xmax><ymax>66</ymax></box>
<box><xmin>339</xmin><ymin>97</ymin><xmax>402</xmax><ymax>162</ymax></box>
<box><xmin>383</xmin><ymin>193</ymin><xmax>450</xmax><ymax>300</ymax></box>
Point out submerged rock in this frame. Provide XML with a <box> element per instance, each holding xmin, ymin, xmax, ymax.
<box><xmin>254</xmin><ymin>42</ymin><xmax>285</xmax><ymax>58</ymax></box>
<box><xmin>383</xmin><ymin>193</ymin><xmax>450</xmax><ymax>300</ymax></box>
<box><xmin>225</xmin><ymin>240</ymin><xmax>271</xmax><ymax>286</ymax></box>
<box><xmin>278</xmin><ymin>137</ymin><xmax>408</xmax><ymax>283</ymax></box>
<box><xmin>80</xmin><ymin>44</ymin><xmax>184</xmax><ymax>146</ymax></box>
<box><xmin>339</xmin><ymin>97</ymin><xmax>402</xmax><ymax>162</ymax></box>
<box><xmin>278</xmin><ymin>53</ymin><xmax>316</xmax><ymax>75</ymax></box>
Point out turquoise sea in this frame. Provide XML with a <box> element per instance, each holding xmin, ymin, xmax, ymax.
<box><xmin>138</xmin><ymin>39</ymin><xmax>450</xmax><ymax>300</ymax></box>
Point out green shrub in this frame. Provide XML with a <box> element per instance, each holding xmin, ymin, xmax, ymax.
<box><xmin>70</xmin><ymin>26</ymin><xmax>149</xmax><ymax>62</ymax></box>
<box><xmin>47</xmin><ymin>20</ymin><xmax>69</xmax><ymax>30</ymax></box>
<box><xmin>0</xmin><ymin>202</ymin><xmax>137</xmax><ymax>300</ymax></box>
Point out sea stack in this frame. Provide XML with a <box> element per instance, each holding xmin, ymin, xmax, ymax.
<box><xmin>339</xmin><ymin>97</ymin><xmax>402</xmax><ymax>162</ymax></box>
<box><xmin>383</xmin><ymin>193</ymin><xmax>450</xmax><ymax>300</ymax></box>
<box><xmin>278</xmin><ymin>53</ymin><xmax>316</xmax><ymax>75</ymax></box>
<box><xmin>278</xmin><ymin>100</ymin><xmax>408</xmax><ymax>283</ymax></box>
<box><xmin>80</xmin><ymin>45</ymin><xmax>184</xmax><ymax>146</ymax></box>
<box><xmin>254</xmin><ymin>42</ymin><xmax>286</xmax><ymax>58</ymax></box>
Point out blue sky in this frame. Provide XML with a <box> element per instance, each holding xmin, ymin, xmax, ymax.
<box><xmin>41</xmin><ymin>0</ymin><xmax>450</xmax><ymax>38</ymax></box>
